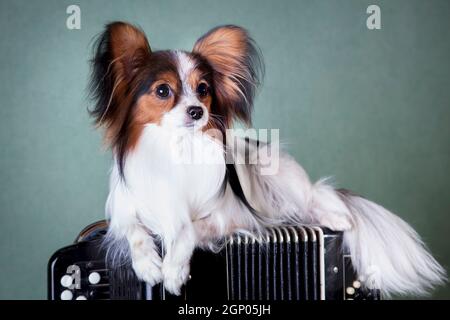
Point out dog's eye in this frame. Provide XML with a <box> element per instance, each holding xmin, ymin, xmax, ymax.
<box><xmin>197</xmin><ymin>83</ymin><xmax>209</xmax><ymax>98</ymax></box>
<box><xmin>155</xmin><ymin>84</ymin><xmax>171</xmax><ymax>99</ymax></box>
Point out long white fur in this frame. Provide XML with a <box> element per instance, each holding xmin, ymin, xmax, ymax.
<box><xmin>342</xmin><ymin>195</ymin><xmax>447</xmax><ymax>297</ymax></box>
<box><xmin>232</xmin><ymin>136</ymin><xmax>446</xmax><ymax>297</ymax></box>
<box><xmin>104</xmin><ymin>51</ymin><xmax>446</xmax><ymax>297</ymax></box>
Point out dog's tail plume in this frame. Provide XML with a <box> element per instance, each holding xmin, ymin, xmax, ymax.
<box><xmin>339</xmin><ymin>190</ymin><xmax>446</xmax><ymax>297</ymax></box>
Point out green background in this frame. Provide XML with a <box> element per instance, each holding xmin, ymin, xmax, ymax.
<box><xmin>0</xmin><ymin>0</ymin><xmax>449</xmax><ymax>299</ymax></box>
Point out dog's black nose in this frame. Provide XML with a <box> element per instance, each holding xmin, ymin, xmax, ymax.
<box><xmin>187</xmin><ymin>106</ymin><xmax>204</xmax><ymax>120</ymax></box>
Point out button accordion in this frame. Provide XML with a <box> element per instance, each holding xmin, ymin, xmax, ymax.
<box><xmin>48</xmin><ymin>220</ymin><xmax>380</xmax><ymax>300</ymax></box>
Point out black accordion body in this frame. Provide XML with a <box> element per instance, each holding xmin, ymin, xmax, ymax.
<box><xmin>48</xmin><ymin>220</ymin><xmax>380</xmax><ymax>301</ymax></box>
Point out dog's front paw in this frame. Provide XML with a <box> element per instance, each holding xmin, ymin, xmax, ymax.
<box><xmin>318</xmin><ymin>213</ymin><xmax>352</xmax><ymax>231</ymax></box>
<box><xmin>162</xmin><ymin>258</ymin><xmax>190</xmax><ymax>296</ymax></box>
<box><xmin>132</xmin><ymin>253</ymin><xmax>163</xmax><ymax>287</ymax></box>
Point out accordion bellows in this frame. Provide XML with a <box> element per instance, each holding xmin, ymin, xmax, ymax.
<box><xmin>48</xmin><ymin>221</ymin><xmax>380</xmax><ymax>300</ymax></box>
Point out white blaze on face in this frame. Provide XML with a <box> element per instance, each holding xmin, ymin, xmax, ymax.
<box><xmin>176</xmin><ymin>51</ymin><xmax>196</xmax><ymax>96</ymax></box>
<box><xmin>160</xmin><ymin>51</ymin><xmax>209</xmax><ymax>129</ymax></box>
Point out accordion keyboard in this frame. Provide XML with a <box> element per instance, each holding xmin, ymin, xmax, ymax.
<box><xmin>48</xmin><ymin>221</ymin><xmax>380</xmax><ymax>300</ymax></box>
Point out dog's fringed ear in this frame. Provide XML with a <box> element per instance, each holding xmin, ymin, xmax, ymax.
<box><xmin>89</xmin><ymin>21</ymin><xmax>151</xmax><ymax>139</ymax></box>
<box><xmin>193</xmin><ymin>25</ymin><xmax>264</xmax><ymax>125</ymax></box>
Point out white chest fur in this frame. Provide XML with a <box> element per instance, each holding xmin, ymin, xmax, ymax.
<box><xmin>114</xmin><ymin>125</ymin><xmax>226</xmax><ymax>237</ymax></box>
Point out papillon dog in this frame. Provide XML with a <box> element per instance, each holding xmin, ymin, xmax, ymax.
<box><xmin>89</xmin><ymin>22</ymin><xmax>446</xmax><ymax>297</ymax></box>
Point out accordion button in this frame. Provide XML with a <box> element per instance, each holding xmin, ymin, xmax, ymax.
<box><xmin>353</xmin><ymin>281</ymin><xmax>361</xmax><ymax>289</ymax></box>
<box><xmin>60</xmin><ymin>290</ymin><xmax>73</xmax><ymax>300</ymax></box>
<box><xmin>76</xmin><ymin>295</ymin><xmax>87</xmax><ymax>300</ymax></box>
<box><xmin>346</xmin><ymin>287</ymin><xmax>355</xmax><ymax>295</ymax></box>
<box><xmin>88</xmin><ymin>272</ymin><xmax>101</xmax><ymax>284</ymax></box>
<box><xmin>60</xmin><ymin>275</ymin><xmax>73</xmax><ymax>288</ymax></box>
